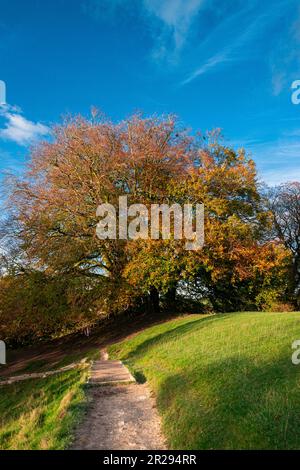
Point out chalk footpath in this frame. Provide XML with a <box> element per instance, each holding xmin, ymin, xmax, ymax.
<box><xmin>72</xmin><ymin>353</ymin><xmax>166</xmax><ymax>450</ymax></box>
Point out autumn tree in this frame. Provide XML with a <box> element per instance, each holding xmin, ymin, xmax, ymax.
<box><xmin>124</xmin><ymin>133</ymin><xmax>289</xmax><ymax>311</ymax></box>
<box><xmin>2</xmin><ymin>113</ymin><xmax>194</xmax><ymax>322</ymax></box>
<box><xmin>0</xmin><ymin>113</ymin><xmax>290</xmax><ymax>344</ymax></box>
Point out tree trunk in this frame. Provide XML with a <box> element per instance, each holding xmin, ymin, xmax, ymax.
<box><xmin>292</xmin><ymin>257</ymin><xmax>300</xmax><ymax>308</ymax></box>
<box><xmin>165</xmin><ymin>285</ymin><xmax>177</xmax><ymax>310</ymax></box>
<box><xmin>149</xmin><ymin>286</ymin><xmax>160</xmax><ymax>313</ymax></box>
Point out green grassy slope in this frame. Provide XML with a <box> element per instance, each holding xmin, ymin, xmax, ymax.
<box><xmin>109</xmin><ymin>312</ymin><xmax>300</xmax><ymax>450</ymax></box>
<box><xmin>0</xmin><ymin>367</ymin><xmax>88</xmax><ymax>450</ymax></box>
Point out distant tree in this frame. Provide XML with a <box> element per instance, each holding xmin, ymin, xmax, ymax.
<box><xmin>269</xmin><ymin>182</ymin><xmax>300</xmax><ymax>307</ymax></box>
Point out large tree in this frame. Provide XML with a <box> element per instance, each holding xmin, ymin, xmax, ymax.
<box><xmin>124</xmin><ymin>135</ymin><xmax>288</xmax><ymax>311</ymax></box>
<box><xmin>0</xmin><ymin>113</ymin><xmax>289</xmax><ymax>343</ymax></box>
<box><xmin>3</xmin><ymin>114</ymin><xmax>193</xmax><ymax>317</ymax></box>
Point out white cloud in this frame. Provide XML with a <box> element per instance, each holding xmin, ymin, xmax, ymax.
<box><xmin>83</xmin><ymin>0</ymin><xmax>205</xmax><ymax>62</ymax></box>
<box><xmin>180</xmin><ymin>51</ymin><xmax>231</xmax><ymax>86</ymax></box>
<box><xmin>144</xmin><ymin>0</ymin><xmax>204</xmax><ymax>54</ymax></box>
<box><xmin>269</xmin><ymin>4</ymin><xmax>300</xmax><ymax>96</ymax></box>
<box><xmin>179</xmin><ymin>0</ymin><xmax>290</xmax><ymax>86</ymax></box>
<box><xmin>0</xmin><ymin>107</ymin><xmax>49</xmax><ymax>146</ymax></box>
<box><xmin>144</xmin><ymin>0</ymin><xmax>204</xmax><ymax>58</ymax></box>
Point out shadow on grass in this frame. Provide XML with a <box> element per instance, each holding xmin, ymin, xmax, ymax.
<box><xmin>2</xmin><ymin>310</ymin><xmax>190</xmax><ymax>378</ymax></box>
<box><xmin>132</xmin><ymin>370</ymin><xmax>147</xmax><ymax>384</ymax></box>
<box><xmin>122</xmin><ymin>314</ymin><xmax>230</xmax><ymax>361</ymax></box>
<box><xmin>155</xmin><ymin>354</ymin><xmax>300</xmax><ymax>450</ymax></box>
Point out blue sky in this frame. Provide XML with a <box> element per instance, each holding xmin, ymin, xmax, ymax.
<box><xmin>0</xmin><ymin>0</ymin><xmax>300</xmax><ymax>184</ymax></box>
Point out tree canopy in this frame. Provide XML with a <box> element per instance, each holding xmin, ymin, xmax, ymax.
<box><xmin>0</xmin><ymin>113</ymin><xmax>290</xmax><ymax>345</ymax></box>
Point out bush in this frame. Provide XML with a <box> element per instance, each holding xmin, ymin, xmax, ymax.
<box><xmin>255</xmin><ymin>288</ymin><xmax>294</xmax><ymax>312</ymax></box>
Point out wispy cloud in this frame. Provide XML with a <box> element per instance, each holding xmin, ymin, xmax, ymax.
<box><xmin>271</xmin><ymin>70</ymin><xmax>285</xmax><ymax>96</ymax></box>
<box><xmin>0</xmin><ymin>105</ymin><xmax>49</xmax><ymax>146</ymax></box>
<box><xmin>180</xmin><ymin>50</ymin><xmax>231</xmax><ymax>86</ymax></box>
<box><xmin>82</xmin><ymin>0</ymin><xmax>299</xmax><ymax>96</ymax></box>
<box><xmin>180</xmin><ymin>1</ymin><xmax>288</xmax><ymax>87</ymax></box>
<box><xmin>269</xmin><ymin>2</ymin><xmax>300</xmax><ymax>95</ymax></box>
<box><xmin>245</xmin><ymin>138</ymin><xmax>300</xmax><ymax>186</ymax></box>
<box><xmin>83</xmin><ymin>0</ymin><xmax>205</xmax><ymax>62</ymax></box>
<box><xmin>143</xmin><ymin>0</ymin><xmax>204</xmax><ymax>59</ymax></box>
<box><xmin>261</xmin><ymin>166</ymin><xmax>300</xmax><ymax>186</ymax></box>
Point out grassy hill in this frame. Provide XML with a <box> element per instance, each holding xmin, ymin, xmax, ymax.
<box><xmin>109</xmin><ymin>312</ymin><xmax>300</xmax><ymax>450</ymax></box>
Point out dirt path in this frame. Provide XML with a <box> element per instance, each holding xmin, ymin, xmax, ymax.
<box><xmin>89</xmin><ymin>359</ymin><xmax>135</xmax><ymax>385</ymax></box>
<box><xmin>71</xmin><ymin>383</ymin><xmax>166</xmax><ymax>450</ymax></box>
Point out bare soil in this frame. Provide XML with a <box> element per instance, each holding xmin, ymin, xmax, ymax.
<box><xmin>71</xmin><ymin>384</ymin><xmax>166</xmax><ymax>450</ymax></box>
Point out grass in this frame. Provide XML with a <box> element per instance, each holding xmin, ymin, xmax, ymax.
<box><xmin>109</xmin><ymin>312</ymin><xmax>300</xmax><ymax>450</ymax></box>
<box><xmin>0</xmin><ymin>366</ymin><xmax>88</xmax><ymax>449</ymax></box>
